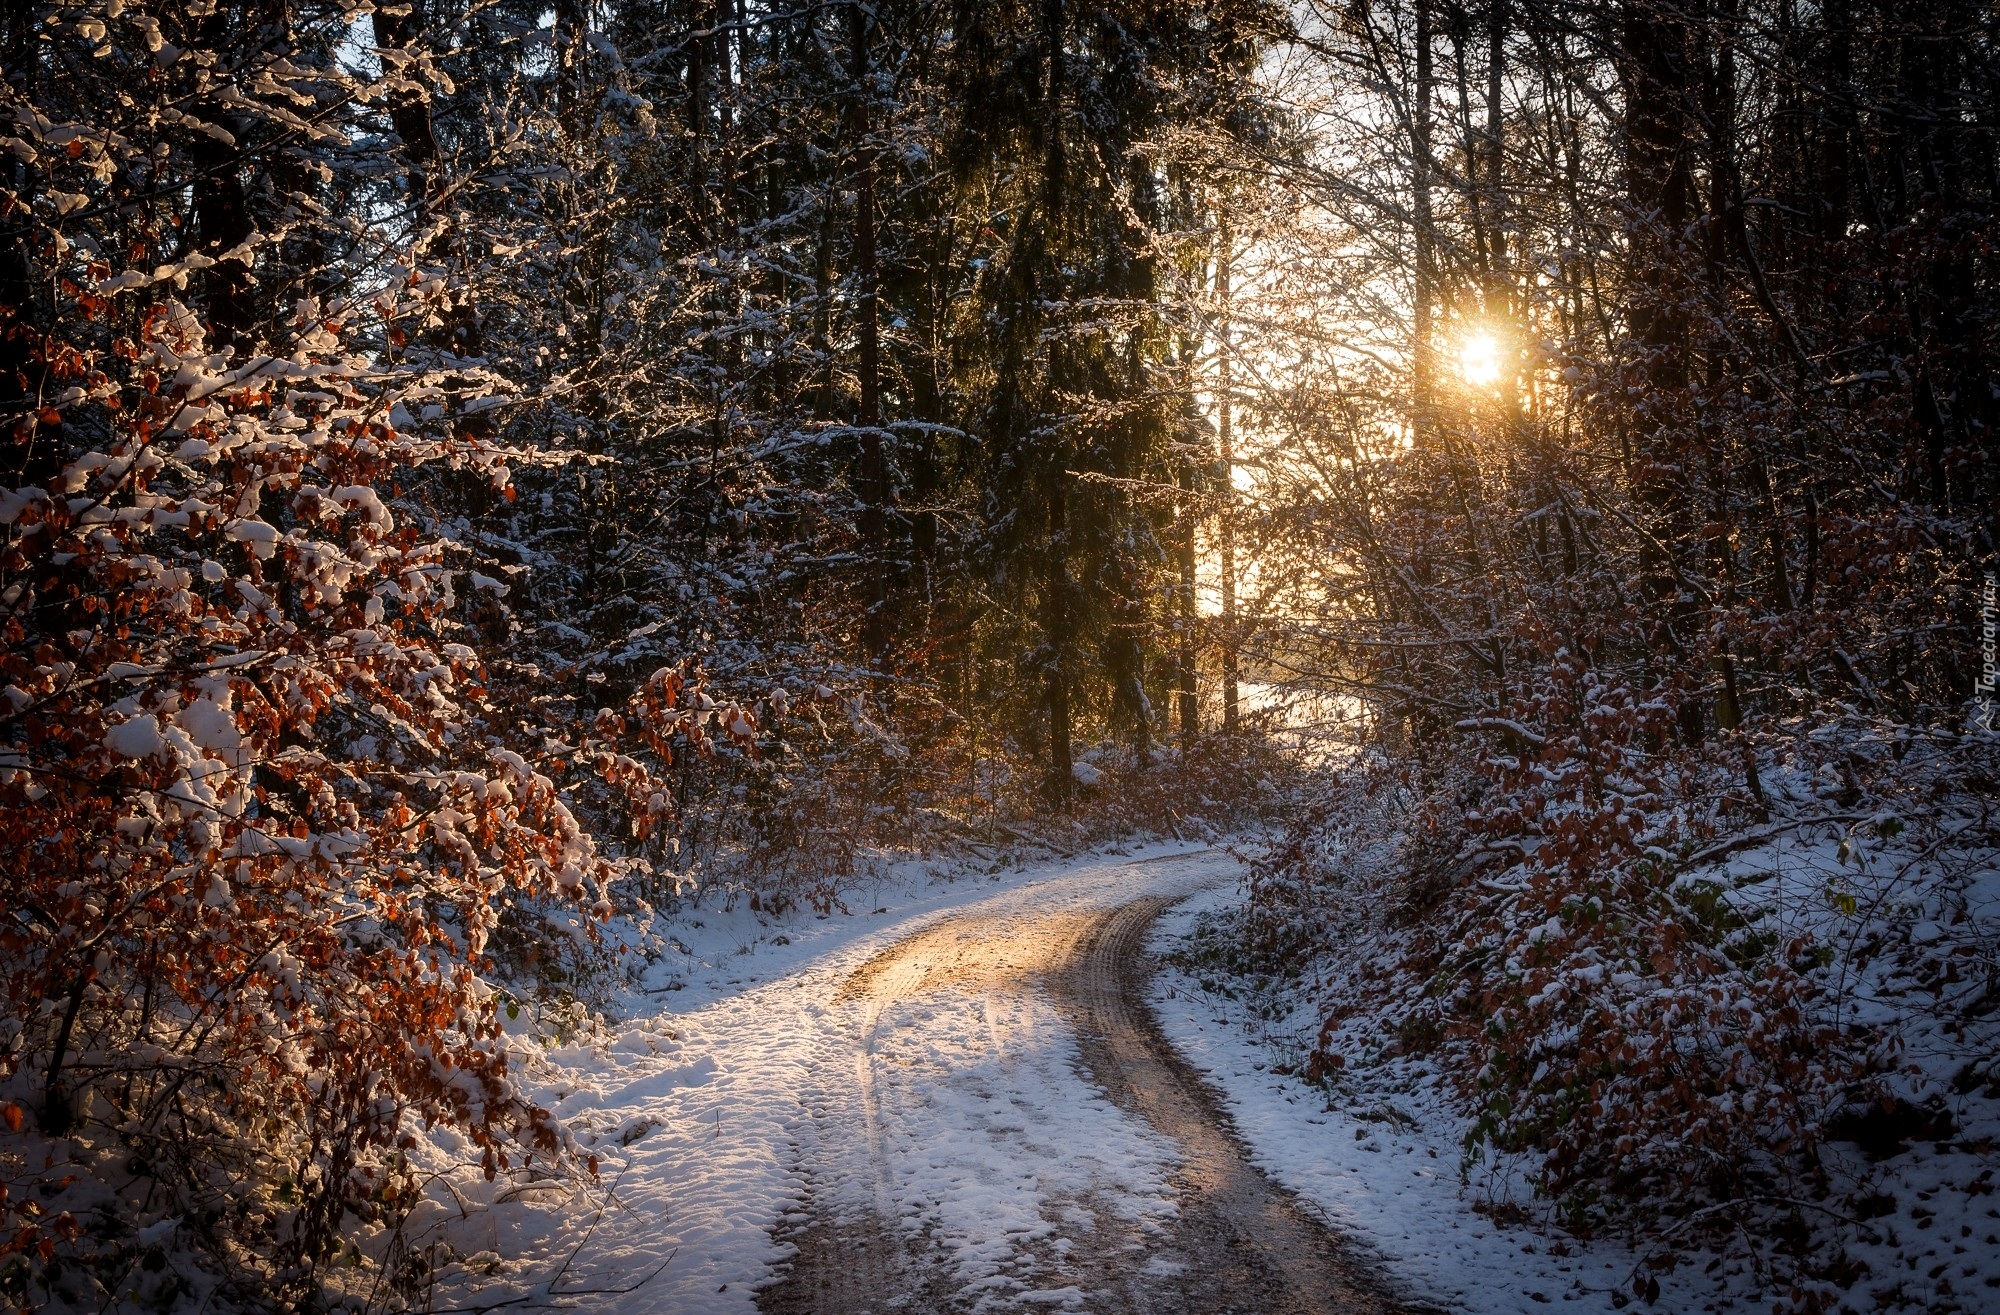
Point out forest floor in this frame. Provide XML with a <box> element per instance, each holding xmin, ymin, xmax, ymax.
<box><xmin>1149</xmin><ymin>815</ymin><xmax>2000</xmax><ymax>1315</ymax></box>
<box><xmin>1148</xmin><ymin>888</ymin><xmax>1729</xmax><ymax>1314</ymax></box>
<box><xmin>384</xmin><ymin>840</ymin><xmax>1857</xmax><ymax>1315</ymax></box>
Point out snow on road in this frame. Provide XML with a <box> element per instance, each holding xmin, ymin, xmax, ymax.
<box><xmin>811</xmin><ymin>918</ymin><xmax>1185</xmax><ymax>1306</ymax></box>
<box><xmin>410</xmin><ymin>842</ymin><xmax>1226</xmax><ymax>1314</ymax></box>
<box><xmin>1144</xmin><ymin>886</ymin><xmax>1650</xmax><ymax>1314</ymax></box>
<box><xmin>407</xmin><ymin>841</ymin><xmax>1757</xmax><ymax>1315</ymax></box>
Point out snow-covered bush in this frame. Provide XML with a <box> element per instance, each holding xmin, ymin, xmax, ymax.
<box><xmin>0</xmin><ymin>275</ymin><xmax>626</xmax><ymax>1300</ymax></box>
<box><xmin>0</xmin><ymin>6</ymin><xmax>633</xmax><ymax>1302</ymax></box>
<box><xmin>1439</xmin><ymin>654</ymin><xmax>1859</xmax><ymax>1226</ymax></box>
<box><xmin>1248</xmin><ymin>647</ymin><xmax>2000</xmax><ymax>1309</ymax></box>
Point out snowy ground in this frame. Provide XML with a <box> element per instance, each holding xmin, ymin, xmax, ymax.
<box><xmin>402</xmin><ymin>840</ymin><xmax>1225</xmax><ymax>1314</ymax></box>
<box><xmin>390</xmin><ymin>824</ymin><xmax>2000</xmax><ymax>1315</ymax></box>
<box><xmin>1146</xmin><ymin>886</ymin><xmax>1696</xmax><ymax>1314</ymax></box>
<box><xmin>1144</xmin><ymin>818</ymin><xmax>2000</xmax><ymax>1315</ymax></box>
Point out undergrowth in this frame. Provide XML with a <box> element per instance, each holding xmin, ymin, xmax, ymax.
<box><xmin>1207</xmin><ymin>703</ymin><xmax>2000</xmax><ymax>1314</ymax></box>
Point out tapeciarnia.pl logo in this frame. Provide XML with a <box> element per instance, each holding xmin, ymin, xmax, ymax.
<box><xmin>1979</xmin><ymin>572</ymin><xmax>1997</xmax><ymax>729</ymax></box>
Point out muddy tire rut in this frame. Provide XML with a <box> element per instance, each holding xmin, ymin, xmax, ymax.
<box><xmin>757</xmin><ymin>860</ymin><xmax>1406</xmax><ymax>1314</ymax></box>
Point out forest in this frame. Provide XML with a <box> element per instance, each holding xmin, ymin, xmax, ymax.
<box><xmin>2</xmin><ymin>0</ymin><xmax>1997</xmax><ymax>1310</ymax></box>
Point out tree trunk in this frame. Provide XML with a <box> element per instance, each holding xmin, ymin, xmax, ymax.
<box><xmin>1042</xmin><ymin>0</ymin><xmax>1073</xmax><ymax>803</ymax></box>
<box><xmin>1177</xmin><ymin>446</ymin><xmax>1200</xmax><ymax>743</ymax></box>
<box><xmin>1045</xmin><ymin>462</ymin><xmax>1074</xmax><ymax>805</ymax></box>
<box><xmin>1410</xmin><ymin>0</ymin><xmax>1436</xmax><ymax>445</ymax></box>
<box><xmin>1217</xmin><ymin>216</ymin><xmax>1239</xmax><ymax>735</ymax></box>
<box><xmin>1621</xmin><ymin>0</ymin><xmax>1700</xmax><ymax>739</ymax></box>
<box><xmin>1622</xmin><ymin>0</ymin><xmax>1692</xmax><ymax>372</ymax></box>
<box><xmin>1483</xmin><ymin>0</ymin><xmax>1508</xmax><ymax>322</ymax></box>
<box><xmin>850</xmin><ymin>1</ymin><xmax>890</xmax><ymax>668</ymax></box>
<box><xmin>373</xmin><ymin>1</ymin><xmax>441</xmax><ymax>222</ymax></box>
<box><xmin>189</xmin><ymin>9</ymin><xmax>257</xmax><ymax>356</ymax></box>
<box><xmin>554</xmin><ymin>0</ymin><xmax>587</xmax><ymax>141</ymax></box>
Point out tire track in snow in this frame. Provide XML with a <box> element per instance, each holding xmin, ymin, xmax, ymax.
<box><xmin>758</xmin><ymin>853</ymin><xmax>1407</xmax><ymax>1314</ymax></box>
<box><xmin>1056</xmin><ymin>895</ymin><xmax>1399</xmax><ymax>1314</ymax></box>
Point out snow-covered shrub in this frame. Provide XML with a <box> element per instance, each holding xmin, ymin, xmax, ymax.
<box><xmin>1256</xmin><ymin>633</ymin><xmax>2000</xmax><ymax>1307</ymax></box>
<box><xmin>0</xmin><ymin>282</ymin><xmax>618</xmax><ymax>1301</ymax></box>
<box><xmin>1442</xmin><ymin>653</ymin><xmax>1855</xmax><ymax>1224</ymax></box>
<box><xmin>0</xmin><ymin>9</ymin><xmax>635</xmax><ymax>1294</ymax></box>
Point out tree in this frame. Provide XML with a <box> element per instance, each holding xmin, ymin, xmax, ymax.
<box><xmin>0</xmin><ymin>2</ymin><xmax>638</xmax><ymax>1297</ymax></box>
<box><xmin>1223</xmin><ymin>0</ymin><xmax>2000</xmax><ymax>1287</ymax></box>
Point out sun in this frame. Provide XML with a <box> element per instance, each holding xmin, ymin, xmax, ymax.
<box><xmin>1458</xmin><ymin>332</ymin><xmax>1503</xmax><ymax>388</ymax></box>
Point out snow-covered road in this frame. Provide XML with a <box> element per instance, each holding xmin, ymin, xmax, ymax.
<box><xmin>413</xmin><ymin>843</ymin><xmax>1396</xmax><ymax>1313</ymax></box>
<box><xmin>760</xmin><ymin>857</ymin><xmax>1399</xmax><ymax>1314</ymax></box>
<box><xmin>412</xmin><ymin>842</ymin><xmax>1668</xmax><ymax>1314</ymax></box>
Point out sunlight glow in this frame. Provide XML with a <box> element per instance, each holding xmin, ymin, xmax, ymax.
<box><xmin>1458</xmin><ymin>332</ymin><xmax>1503</xmax><ymax>388</ymax></box>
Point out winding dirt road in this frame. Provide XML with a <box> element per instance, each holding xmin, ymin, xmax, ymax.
<box><xmin>757</xmin><ymin>857</ymin><xmax>1406</xmax><ymax>1315</ymax></box>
